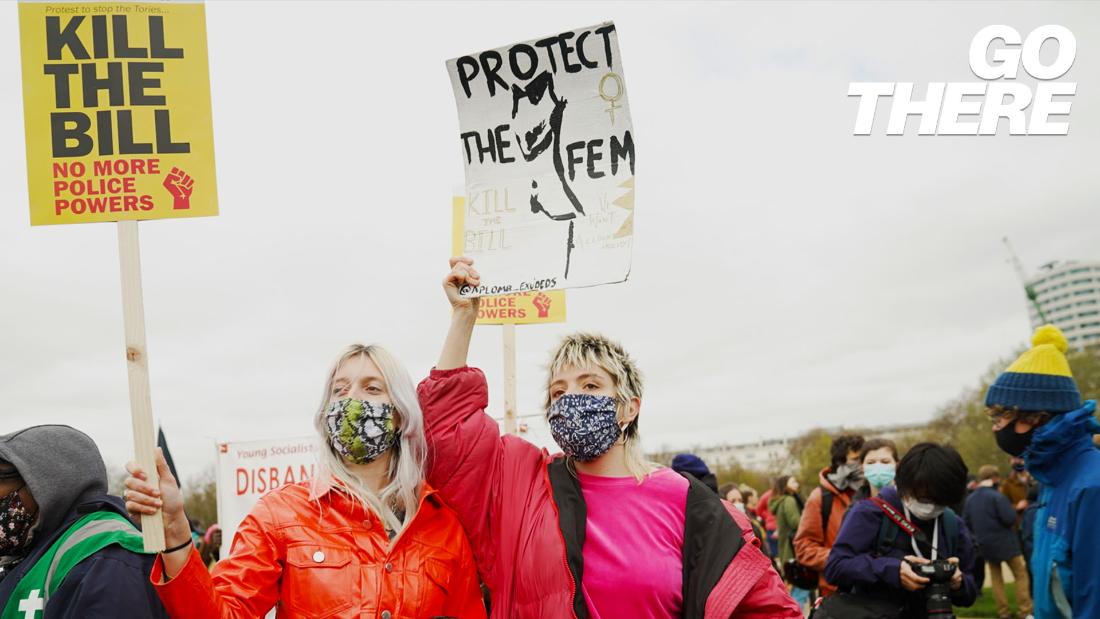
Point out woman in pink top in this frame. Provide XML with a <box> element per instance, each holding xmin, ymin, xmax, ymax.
<box><xmin>417</xmin><ymin>257</ymin><xmax>801</xmax><ymax>618</ymax></box>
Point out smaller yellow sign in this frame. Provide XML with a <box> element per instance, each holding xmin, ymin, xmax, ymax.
<box><xmin>453</xmin><ymin>196</ymin><xmax>566</xmax><ymax>324</ymax></box>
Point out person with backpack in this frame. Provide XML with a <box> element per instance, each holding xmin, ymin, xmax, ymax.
<box><xmin>794</xmin><ymin>434</ymin><xmax>867</xmax><ymax>597</ymax></box>
<box><xmin>822</xmin><ymin>443</ymin><xmax>979</xmax><ymax>618</ymax></box>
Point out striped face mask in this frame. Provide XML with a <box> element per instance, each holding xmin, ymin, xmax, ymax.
<box><xmin>324</xmin><ymin>399</ymin><xmax>399</xmax><ymax>464</ymax></box>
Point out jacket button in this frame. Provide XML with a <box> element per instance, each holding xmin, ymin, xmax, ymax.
<box><xmin>384</xmin><ymin>562</ymin><xmax>393</xmax><ymax>573</ymax></box>
<box><xmin>312</xmin><ymin>550</ymin><xmax>325</xmax><ymax>563</ymax></box>
<box><xmin>381</xmin><ymin>612</ymin><xmax>392</xmax><ymax>619</ymax></box>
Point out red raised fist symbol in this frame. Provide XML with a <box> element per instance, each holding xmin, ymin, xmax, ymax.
<box><xmin>163</xmin><ymin>167</ymin><xmax>194</xmax><ymax>210</ymax></box>
<box><xmin>533</xmin><ymin>292</ymin><xmax>552</xmax><ymax>318</ymax></box>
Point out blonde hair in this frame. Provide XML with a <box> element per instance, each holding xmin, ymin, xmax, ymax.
<box><xmin>310</xmin><ymin>344</ymin><xmax>426</xmax><ymax>533</ymax></box>
<box><xmin>545</xmin><ymin>332</ymin><xmax>654</xmax><ymax>481</ymax></box>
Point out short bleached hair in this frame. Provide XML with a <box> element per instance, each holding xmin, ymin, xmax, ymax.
<box><xmin>544</xmin><ymin>332</ymin><xmax>644</xmax><ymax>411</ymax></box>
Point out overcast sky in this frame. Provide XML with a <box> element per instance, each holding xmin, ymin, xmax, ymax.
<box><xmin>1</xmin><ymin>1</ymin><xmax>1098</xmax><ymax>484</ymax></box>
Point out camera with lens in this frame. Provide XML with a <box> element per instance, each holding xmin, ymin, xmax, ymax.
<box><xmin>907</xmin><ymin>559</ymin><xmax>957</xmax><ymax>618</ymax></box>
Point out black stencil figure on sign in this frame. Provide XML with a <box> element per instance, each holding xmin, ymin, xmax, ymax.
<box><xmin>511</xmin><ymin>71</ymin><xmax>584</xmax><ymax>279</ymax></box>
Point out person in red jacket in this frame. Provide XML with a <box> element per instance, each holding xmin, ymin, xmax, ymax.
<box><xmin>792</xmin><ymin>433</ymin><xmax>866</xmax><ymax>597</ymax></box>
<box><xmin>755</xmin><ymin>488</ymin><xmax>780</xmax><ymax>556</ymax></box>
<box><xmin>419</xmin><ymin>257</ymin><xmax>801</xmax><ymax>618</ymax></box>
<box><xmin>124</xmin><ymin>344</ymin><xmax>486</xmax><ymax>619</ymax></box>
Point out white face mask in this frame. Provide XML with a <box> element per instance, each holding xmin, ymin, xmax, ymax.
<box><xmin>733</xmin><ymin>502</ymin><xmax>746</xmax><ymax>513</ymax></box>
<box><xmin>904</xmin><ymin>497</ymin><xmax>945</xmax><ymax>521</ymax></box>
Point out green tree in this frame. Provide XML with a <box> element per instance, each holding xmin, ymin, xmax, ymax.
<box><xmin>713</xmin><ymin>461</ymin><xmax>773</xmax><ymax>497</ymax></box>
<box><xmin>183</xmin><ymin>467</ymin><xmax>218</xmax><ymax>530</ymax></box>
<box><xmin>787</xmin><ymin>429</ymin><xmax>833</xmax><ymax>492</ymax></box>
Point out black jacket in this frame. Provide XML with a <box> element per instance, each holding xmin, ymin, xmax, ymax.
<box><xmin>0</xmin><ymin>496</ymin><xmax>168</xmax><ymax>619</ymax></box>
<box><xmin>962</xmin><ymin>485</ymin><xmax>1021</xmax><ymax>563</ymax></box>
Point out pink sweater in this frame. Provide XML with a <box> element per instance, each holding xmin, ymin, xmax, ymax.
<box><xmin>579</xmin><ymin>468</ymin><xmax>688</xmax><ymax>618</ymax></box>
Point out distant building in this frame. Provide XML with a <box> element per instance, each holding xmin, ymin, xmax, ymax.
<box><xmin>655</xmin><ymin>421</ymin><xmax>927</xmax><ymax>475</ymax></box>
<box><xmin>1026</xmin><ymin>261</ymin><xmax>1100</xmax><ymax>349</ymax></box>
<box><xmin>687</xmin><ymin>436</ymin><xmax>798</xmax><ymax>474</ymax></box>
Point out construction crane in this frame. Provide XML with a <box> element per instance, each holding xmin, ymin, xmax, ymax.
<box><xmin>1003</xmin><ymin>237</ymin><xmax>1049</xmax><ymax>324</ymax></box>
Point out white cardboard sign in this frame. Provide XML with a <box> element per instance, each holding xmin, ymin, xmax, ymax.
<box><xmin>448</xmin><ymin>22</ymin><xmax>635</xmax><ymax>296</ymax></box>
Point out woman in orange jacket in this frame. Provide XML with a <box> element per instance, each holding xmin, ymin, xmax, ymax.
<box><xmin>124</xmin><ymin>345</ymin><xmax>487</xmax><ymax>619</ymax></box>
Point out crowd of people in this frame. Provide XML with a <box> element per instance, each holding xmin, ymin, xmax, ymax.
<box><xmin>0</xmin><ymin>261</ymin><xmax>1097</xmax><ymax>618</ymax></box>
<box><xmin>694</xmin><ymin>324</ymin><xmax>1099</xmax><ymax>619</ymax></box>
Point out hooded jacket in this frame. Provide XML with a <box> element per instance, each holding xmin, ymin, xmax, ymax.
<box><xmin>1025</xmin><ymin>401</ymin><xmax>1100</xmax><ymax>619</ymax></box>
<box><xmin>418</xmin><ymin>366</ymin><xmax>800</xmax><ymax>618</ymax></box>
<box><xmin>0</xmin><ymin>425</ymin><xmax>167</xmax><ymax>618</ymax></box>
<box><xmin>793</xmin><ymin>467</ymin><xmax>858</xmax><ymax>596</ymax></box>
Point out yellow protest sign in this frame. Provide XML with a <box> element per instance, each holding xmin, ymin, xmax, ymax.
<box><xmin>453</xmin><ymin>196</ymin><xmax>566</xmax><ymax>324</ymax></box>
<box><xmin>19</xmin><ymin>2</ymin><xmax>218</xmax><ymax>225</ymax></box>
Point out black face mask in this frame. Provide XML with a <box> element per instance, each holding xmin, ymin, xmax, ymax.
<box><xmin>995</xmin><ymin>424</ymin><xmax>1035</xmax><ymax>457</ymax></box>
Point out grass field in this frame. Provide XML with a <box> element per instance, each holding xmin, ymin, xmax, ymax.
<box><xmin>960</xmin><ymin>585</ymin><xmax>1028</xmax><ymax>618</ymax></box>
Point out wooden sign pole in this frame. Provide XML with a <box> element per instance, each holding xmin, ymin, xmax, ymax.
<box><xmin>502</xmin><ymin>323</ymin><xmax>517</xmax><ymax>434</ymax></box>
<box><xmin>117</xmin><ymin>221</ymin><xmax>165</xmax><ymax>551</ymax></box>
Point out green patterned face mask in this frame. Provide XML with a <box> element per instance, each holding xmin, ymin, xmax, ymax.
<box><xmin>324</xmin><ymin>398</ymin><xmax>399</xmax><ymax>464</ymax></box>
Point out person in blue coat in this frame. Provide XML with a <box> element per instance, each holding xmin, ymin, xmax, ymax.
<box><xmin>0</xmin><ymin>425</ymin><xmax>168</xmax><ymax>618</ymax></box>
<box><xmin>963</xmin><ymin>464</ymin><xmax>1033</xmax><ymax>618</ymax></box>
<box><xmin>985</xmin><ymin>324</ymin><xmax>1100</xmax><ymax>619</ymax></box>
<box><xmin>825</xmin><ymin>443</ymin><xmax>980</xmax><ymax>618</ymax></box>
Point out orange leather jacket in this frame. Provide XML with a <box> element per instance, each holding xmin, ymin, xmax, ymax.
<box><xmin>151</xmin><ymin>482</ymin><xmax>486</xmax><ymax>619</ymax></box>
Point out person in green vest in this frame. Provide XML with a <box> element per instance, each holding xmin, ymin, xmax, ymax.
<box><xmin>0</xmin><ymin>425</ymin><xmax>168</xmax><ymax>618</ymax></box>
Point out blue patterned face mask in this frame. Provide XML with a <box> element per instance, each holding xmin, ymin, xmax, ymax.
<box><xmin>325</xmin><ymin>398</ymin><xmax>399</xmax><ymax>464</ymax></box>
<box><xmin>547</xmin><ymin>394</ymin><xmax>623</xmax><ymax>461</ymax></box>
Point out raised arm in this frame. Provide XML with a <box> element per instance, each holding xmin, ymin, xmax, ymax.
<box><xmin>437</xmin><ymin>256</ymin><xmax>480</xmax><ymax>370</ymax></box>
<box><xmin>419</xmin><ymin>258</ymin><xmax>543</xmax><ymax>581</ymax></box>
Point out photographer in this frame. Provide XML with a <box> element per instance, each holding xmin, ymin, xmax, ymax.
<box><xmin>824</xmin><ymin>443</ymin><xmax>979</xmax><ymax>618</ymax></box>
